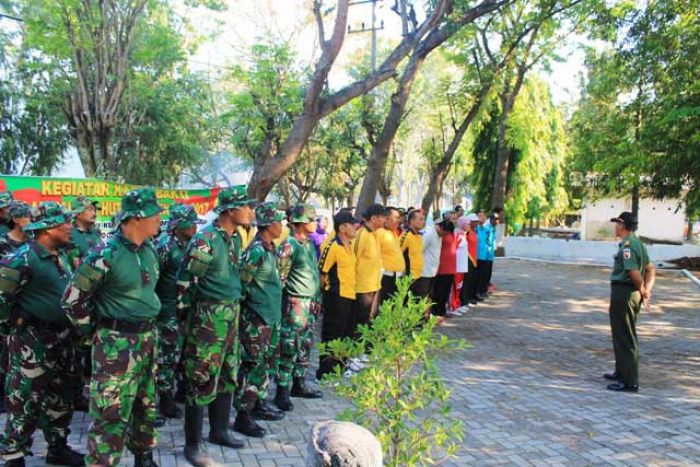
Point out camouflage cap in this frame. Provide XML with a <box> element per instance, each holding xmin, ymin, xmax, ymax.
<box><xmin>8</xmin><ymin>201</ymin><xmax>31</xmax><ymax>219</ymax></box>
<box><xmin>215</xmin><ymin>185</ymin><xmax>256</xmax><ymax>213</ymax></box>
<box><xmin>290</xmin><ymin>203</ymin><xmax>317</xmax><ymax>223</ymax></box>
<box><xmin>0</xmin><ymin>191</ymin><xmax>14</xmax><ymax>209</ymax></box>
<box><xmin>255</xmin><ymin>202</ymin><xmax>285</xmax><ymax>226</ymax></box>
<box><xmin>70</xmin><ymin>195</ymin><xmax>100</xmax><ymax>214</ymax></box>
<box><xmin>168</xmin><ymin>203</ymin><xmax>204</xmax><ymax>230</ymax></box>
<box><xmin>115</xmin><ymin>187</ymin><xmax>163</xmax><ymax>223</ymax></box>
<box><xmin>24</xmin><ymin>201</ymin><xmax>71</xmax><ymax>231</ymax></box>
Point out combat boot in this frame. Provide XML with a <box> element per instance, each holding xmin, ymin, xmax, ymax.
<box><xmin>252</xmin><ymin>399</ymin><xmax>285</xmax><ymax>421</ymax></box>
<box><xmin>158</xmin><ymin>391</ymin><xmax>182</xmax><ymax>418</ymax></box>
<box><xmin>174</xmin><ymin>378</ymin><xmax>186</xmax><ymax>404</ymax></box>
<box><xmin>184</xmin><ymin>404</ymin><xmax>213</xmax><ymax>467</ymax></box>
<box><xmin>274</xmin><ymin>384</ymin><xmax>294</xmax><ymax>411</ymax></box>
<box><xmin>232</xmin><ymin>410</ymin><xmax>266</xmax><ymax>438</ymax></box>
<box><xmin>290</xmin><ymin>376</ymin><xmax>323</xmax><ymax>399</ymax></box>
<box><xmin>208</xmin><ymin>393</ymin><xmax>245</xmax><ymax>448</ymax></box>
<box><xmin>134</xmin><ymin>450</ymin><xmax>158</xmax><ymax>467</ymax></box>
<box><xmin>45</xmin><ymin>441</ymin><xmax>85</xmax><ymax>466</ymax></box>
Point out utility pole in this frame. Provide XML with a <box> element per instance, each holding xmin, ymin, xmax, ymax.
<box><xmin>348</xmin><ymin>0</ymin><xmax>384</xmax><ymax>71</ymax></box>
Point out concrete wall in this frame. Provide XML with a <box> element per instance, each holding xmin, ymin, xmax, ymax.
<box><xmin>581</xmin><ymin>197</ymin><xmax>686</xmax><ymax>243</ymax></box>
<box><xmin>505</xmin><ymin>236</ymin><xmax>700</xmax><ymax>266</ymax></box>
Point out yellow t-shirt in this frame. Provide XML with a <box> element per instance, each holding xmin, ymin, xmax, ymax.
<box><xmin>399</xmin><ymin>230</ymin><xmax>423</xmax><ymax>279</ymax></box>
<box><xmin>319</xmin><ymin>236</ymin><xmax>356</xmax><ymax>300</ymax></box>
<box><xmin>376</xmin><ymin>227</ymin><xmax>405</xmax><ymax>273</ymax></box>
<box><xmin>353</xmin><ymin>225</ymin><xmax>381</xmax><ymax>293</ymax></box>
<box><xmin>237</xmin><ymin>225</ymin><xmax>256</xmax><ymax>250</ymax></box>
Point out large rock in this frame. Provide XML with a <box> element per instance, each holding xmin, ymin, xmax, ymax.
<box><xmin>307</xmin><ymin>420</ymin><xmax>383</xmax><ymax>467</ymax></box>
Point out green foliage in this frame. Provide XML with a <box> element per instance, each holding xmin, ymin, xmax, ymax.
<box><xmin>569</xmin><ymin>0</ymin><xmax>700</xmax><ymax>216</ymax></box>
<box><xmin>471</xmin><ymin>76</ymin><xmax>569</xmax><ymax>229</ymax></box>
<box><xmin>320</xmin><ymin>277</ymin><xmax>466</xmax><ymax>466</ymax></box>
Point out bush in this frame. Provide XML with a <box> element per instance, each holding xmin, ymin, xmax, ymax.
<box><xmin>320</xmin><ymin>276</ymin><xmax>467</xmax><ymax>466</ymax></box>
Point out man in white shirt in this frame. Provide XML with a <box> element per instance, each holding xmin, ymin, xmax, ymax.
<box><xmin>412</xmin><ymin>214</ymin><xmax>453</xmax><ymax>305</ymax></box>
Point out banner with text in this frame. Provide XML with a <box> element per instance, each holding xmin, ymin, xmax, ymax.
<box><xmin>0</xmin><ymin>175</ymin><xmax>221</xmax><ymax>223</ymax></box>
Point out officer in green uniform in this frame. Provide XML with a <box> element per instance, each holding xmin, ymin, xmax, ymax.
<box><xmin>274</xmin><ymin>204</ymin><xmax>323</xmax><ymax>412</ymax></box>
<box><xmin>233</xmin><ymin>202</ymin><xmax>286</xmax><ymax>438</ymax></box>
<box><xmin>0</xmin><ymin>202</ymin><xmax>84</xmax><ymax>467</ymax></box>
<box><xmin>0</xmin><ymin>201</ymin><xmax>31</xmax><ymax>257</ymax></box>
<box><xmin>62</xmin><ymin>188</ymin><xmax>163</xmax><ymax>467</ymax></box>
<box><xmin>154</xmin><ymin>204</ymin><xmax>203</xmax><ymax>420</ymax></box>
<box><xmin>0</xmin><ymin>192</ymin><xmax>15</xmax><ymax>237</ymax></box>
<box><xmin>67</xmin><ymin>196</ymin><xmax>102</xmax><ymax>269</ymax></box>
<box><xmin>66</xmin><ymin>196</ymin><xmax>103</xmax><ymax>412</ymax></box>
<box><xmin>177</xmin><ymin>186</ymin><xmax>255</xmax><ymax>467</ymax></box>
<box><xmin>604</xmin><ymin>211</ymin><xmax>655</xmax><ymax>393</ymax></box>
<box><xmin>0</xmin><ymin>201</ymin><xmax>32</xmax><ymax>413</ymax></box>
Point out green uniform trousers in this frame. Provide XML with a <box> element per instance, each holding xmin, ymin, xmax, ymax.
<box><xmin>86</xmin><ymin>327</ymin><xmax>158</xmax><ymax>466</ymax></box>
<box><xmin>609</xmin><ymin>283</ymin><xmax>642</xmax><ymax>386</ymax></box>
<box><xmin>235</xmin><ymin>308</ymin><xmax>280</xmax><ymax>412</ymax></box>
<box><xmin>0</xmin><ymin>324</ymin><xmax>74</xmax><ymax>459</ymax></box>
<box><xmin>277</xmin><ymin>296</ymin><xmax>320</xmax><ymax>388</ymax></box>
<box><xmin>156</xmin><ymin>315</ymin><xmax>184</xmax><ymax>394</ymax></box>
<box><xmin>183</xmin><ymin>301</ymin><xmax>240</xmax><ymax>407</ymax></box>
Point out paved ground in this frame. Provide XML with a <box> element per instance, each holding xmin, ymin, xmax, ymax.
<box><xmin>11</xmin><ymin>259</ymin><xmax>700</xmax><ymax>466</ymax></box>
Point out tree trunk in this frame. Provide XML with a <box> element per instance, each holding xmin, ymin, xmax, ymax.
<box><xmin>490</xmin><ymin>65</ymin><xmax>527</xmax><ymax>210</ymax></box>
<box><xmin>74</xmin><ymin>128</ymin><xmax>97</xmax><ymax>177</ymax></box>
<box><xmin>248</xmin><ymin>0</ymin><xmax>505</xmax><ymax>202</ymax></box>
<box><xmin>631</xmin><ymin>183</ymin><xmax>640</xmax><ymax>219</ymax></box>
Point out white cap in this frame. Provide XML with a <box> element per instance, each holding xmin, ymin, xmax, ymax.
<box><xmin>466</xmin><ymin>213</ymin><xmax>479</xmax><ymax>222</ymax></box>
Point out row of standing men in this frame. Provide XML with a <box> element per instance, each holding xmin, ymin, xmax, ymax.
<box><xmin>0</xmin><ymin>186</ymin><xmax>329</xmax><ymax>467</ymax></box>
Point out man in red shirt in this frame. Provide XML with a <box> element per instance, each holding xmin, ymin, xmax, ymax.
<box><xmin>431</xmin><ymin>211</ymin><xmax>456</xmax><ymax>318</ymax></box>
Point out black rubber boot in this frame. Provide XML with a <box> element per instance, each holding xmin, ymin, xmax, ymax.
<box><xmin>134</xmin><ymin>450</ymin><xmax>159</xmax><ymax>467</ymax></box>
<box><xmin>274</xmin><ymin>385</ymin><xmax>294</xmax><ymax>411</ymax></box>
<box><xmin>252</xmin><ymin>400</ymin><xmax>285</xmax><ymax>421</ymax></box>
<box><xmin>232</xmin><ymin>410</ymin><xmax>266</xmax><ymax>438</ymax></box>
<box><xmin>72</xmin><ymin>385</ymin><xmax>89</xmax><ymax>412</ymax></box>
<box><xmin>158</xmin><ymin>391</ymin><xmax>182</xmax><ymax>419</ymax></box>
<box><xmin>183</xmin><ymin>404</ymin><xmax>213</xmax><ymax>467</ymax></box>
<box><xmin>290</xmin><ymin>377</ymin><xmax>323</xmax><ymax>399</ymax></box>
<box><xmin>45</xmin><ymin>441</ymin><xmax>85</xmax><ymax>466</ymax></box>
<box><xmin>4</xmin><ymin>458</ymin><xmax>24</xmax><ymax>467</ymax></box>
<box><xmin>174</xmin><ymin>378</ymin><xmax>187</xmax><ymax>404</ymax></box>
<box><xmin>208</xmin><ymin>393</ymin><xmax>245</xmax><ymax>448</ymax></box>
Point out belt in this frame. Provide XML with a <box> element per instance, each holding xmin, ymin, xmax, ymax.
<box><xmin>382</xmin><ymin>271</ymin><xmax>405</xmax><ymax>278</ymax></box>
<box><xmin>97</xmin><ymin>317</ymin><xmax>154</xmax><ymax>333</ymax></box>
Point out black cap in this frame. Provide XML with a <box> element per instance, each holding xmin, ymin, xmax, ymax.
<box><xmin>334</xmin><ymin>210</ymin><xmax>359</xmax><ymax>229</ymax></box>
<box><xmin>610</xmin><ymin>211</ymin><xmax>638</xmax><ymax>231</ymax></box>
<box><xmin>362</xmin><ymin>203</ymin><xmax>389</xmax><ymax>219</ymax></box>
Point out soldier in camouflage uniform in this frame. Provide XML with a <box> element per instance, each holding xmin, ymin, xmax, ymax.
<box><xmin>0</xmin><ymin>202</ymin><xmax>84</xmax><ymax>467</ymax></box>
<box><xmin>0</xmin><ymin>192</ymin><xmax>15</xmax><ymax>237</ymax></box>
<box><xmin>62</xmin><ymin>188</ymin><xmax>163</xmax><ymax>467</ymax></box>
<box><xmin>274</xmin><ymin>204</ymin><xmax>323</xmax><ymax>411</ymax></box>
<box><xmin>0</xmin><ymin>201</ymin><xmax>32</xmax><ymax>414</ymax></box>
<box><xmin>66</xmin><ymin>195</ymin><xmax>103</xmax><ymax>412</ymax></box>
<box><xmin>233</xmin><ymin>202</ymin><xmax>286</xmax><ymax>438</ymax></box>
<box><xmin>154</xmin><ymin>204</ymin><xmax>202</xmax><ymax>419</ymax></box>
<box><xmin>177</xmin><ymin>186</ymin><xmax>255</xmax><ymax>467</ymax></box>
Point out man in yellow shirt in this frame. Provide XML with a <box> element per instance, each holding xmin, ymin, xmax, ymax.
<box><xmin>317</xmin><ymin>210</ymin><xmax>358</xmax><ymax>380</ymax></box>
<box><xmin>353</xmin><ymin>204</ymin><xmax>386</xmax><ymax>337</ymax></box>
<box><xmin>400</xmin><ymin>209</ymin><xmax>426</xmax><ymax>296</ymax></box>
<box><xmin>376</xmin><ymin>207</ymin><xmax>406</xmax><ymax>304</ymax></box>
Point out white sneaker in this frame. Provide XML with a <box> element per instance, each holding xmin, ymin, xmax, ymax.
<box><xmin>456</xmin><ymin>306</ymin><xmax>469</xmax><ymax>315</ymax></box>
<box><xmin>343</xmin><ymin>369</ymin><xmax>357</xmax><ymax>378</ymax></box>
<box><xmin>359</xmin><ymin>354</ymin><xmax>370</xmax><ymax>363</ymax></box>
<box><xmin>347</xmin><ymin>358</ymin><xmax>365</xmax><ymax>372</ymax></box>
<box><xmin>445</xmin><ymin>309</ymin><xmax>460</xmax><ymax>318</ymax></box>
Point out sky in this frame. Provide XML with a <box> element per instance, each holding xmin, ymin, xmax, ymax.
<box><xmin>55</xmin><ymin>0</ymin><xmax>589</xmax><ymax>178</ymax></box>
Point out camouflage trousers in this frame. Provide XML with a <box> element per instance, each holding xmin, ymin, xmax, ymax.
<box><xmin>183</xmin><ymin>301</ymin><xmax>240</xmax><ymax>407</ymax></box>
<box><xmin>0</xmin><ymin>324</ymin><xmax>74</xmax><ymax>459</ymax></box>
<box><xmin>235</xmin><ymin>308</ymin><xmax>280</xmax><ymax>412</ymax></box>
<box><xmin>277</xmin><ymin>296</ymin><xmax>321</xmax><ymax>388</ymax></box>
<box><xmin>156</xmin><ymin>314</ymin><xmax>184</xmax><ymax>394</ymax></box>
<box><xmin>86</xmin><ymin>327</ymin><xmax>157</xmax><ymax>466</ymax></box>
